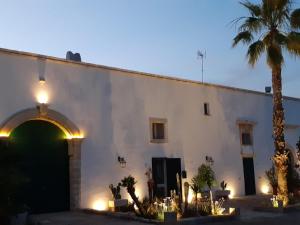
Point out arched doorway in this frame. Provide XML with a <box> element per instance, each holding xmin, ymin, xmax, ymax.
<box><xmin>10</xmin><ymin>120</ymin><xmax>69</xmax><ymax>213</ymax></box>
<box><xmin>0</xmin><ymin>106</ymin><xmax>83</xmax><ymax>210</ymax></box>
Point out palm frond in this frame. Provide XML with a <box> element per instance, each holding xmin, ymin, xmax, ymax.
<box><xmin>273</xmin><ymin>0</ymin><xmax>291</xmax><ymax>11</ymax></box>
<box><xmin>262</xmin><ymin>0</ymin><xmax>275</xmax><ymax>22</ymax></box>
<box><xmin>232</xmin><ymin>31</ymin><xmax>253</xmax><ymax>47</ymax></box>
<box><xmin>263</xmin><ymin>30</ymin><xmax>287</xmax><ymax>46</ymax></box>
<box><xmin>290</xmin><ymin>8</ymin><xmax>300</xmax><ymax>29</ymax></box>
<box><xmin>267</xmin><ymin>45</ymin><xmax>284</xmax><ymax>68</ymax></box>
<box><xmin>240</xmin><ymin>1</ymin><xmax>261</xmax><ymax>17</ymax></box>
<box><xmin>275</xmin><ymin>31</ymin><xmax>288</xmax><ymax>45</ymax></box>
<box><xmin>247</xmin><ymin>40</ymin><xmax>265</xmax><ymax>66</ymax></box>
<box><xmin>286</xmin><ymin>31</ymin><xmax>300</xmax><ymax>56</ymax></box>
<box><xmin>239</xmin><ymin>17</ymin><xmax>263</xmax><ymax>33</ymax></box>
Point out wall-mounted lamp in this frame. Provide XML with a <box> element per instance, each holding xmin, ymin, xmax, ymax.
<box><xmin>39</xmin><ymin>75</ymin><xmax>46</xmax><ymax>84</ymax></box>
<box><xmin>118</xmin><ymin>156</ymin><xmax>126</xmax><ymax>168</ymax></box>
<box><xmin>205</xmin><ymin>156</ymin><xmax>214</xmax><ymax>166</ymax></box>
<box><xmin>36</xmin><ymin>90</ymin><xmax>49</xmax><ymax>104</ymax></box>
<box><xmin>36</xmin><ymin>103</ymin><xmax>48</xmax><ymax>116</ymax></box>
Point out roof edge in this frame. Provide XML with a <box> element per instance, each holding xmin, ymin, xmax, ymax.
<box><xmin>0</xmin><ymin>47</ymin><xmax>299</xmax><ymax>102</ymax></box>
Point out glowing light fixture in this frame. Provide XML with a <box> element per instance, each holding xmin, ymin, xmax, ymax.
<box><xmin>261</xmin><ymin>184</ymin><xmax>270</xmax><ymax>194</ymax></box>
<box><xmin>187</xmin><ymin>189</ymin><xmax>194</xmax><ymax>203</ymax></box>
<box><xmin>229</xmin><ymin>208</ymin><xmax>236</xmax><ymax>214</ymax></box>
<box><xmin>227</xmin><ymin>186</ymin><xmax>235</xmax><ymax>199</ymax></box>
<box><xmin>65</xmin><ymin>133</ymin><xmax>84</xmax><ymax>140</ymax></box>
<box><xmin>92</xmin><ymin>199</ymin><xmax>107</xmax><ymax>211</ymax></box>
<box><xmin>0</xmin><ymin>132</ymin><xmax>9</xmax><ymax>137</ymax></box>
<box><xmin>36</xmin><ymin>90</ymin><xmax>49</xmax><ymax>104</ymax></box>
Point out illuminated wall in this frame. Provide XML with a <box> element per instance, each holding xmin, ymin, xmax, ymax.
<box><xmin>0</xmin><ymin>49</ymin><xmax>299</xmax><ymax>210</ymax></box>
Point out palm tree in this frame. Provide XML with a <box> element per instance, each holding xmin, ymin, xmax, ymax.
<box><xmin>232</xmin><ymin>0</ymin><xmax>300</xmax><ymax>206</ymax></box>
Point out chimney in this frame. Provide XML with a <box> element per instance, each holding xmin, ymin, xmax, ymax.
<box><xmin>66</xmin><ymin>51</ymin><xmax>81</xmax><ymax>62</ymax></box>
<box><xmin>265</xmin><ymin>86</ymin><xmax>271</xmax><ymax>93</ymax></box>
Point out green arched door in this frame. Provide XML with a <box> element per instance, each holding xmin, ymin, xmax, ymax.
<box><xmin>9</xmin><ymin>120</ymin><xmax>69</xmax><ymax>213</ymax></box>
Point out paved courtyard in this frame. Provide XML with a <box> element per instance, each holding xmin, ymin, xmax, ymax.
<box><xmin>29</xmin><ymin>211</ymin><xmax>144</xmax><ymax>225</ymax></box>
<box><xmin>29</xmin><ymin>210</ymin><xmax>300</xmax><ymax>225</ymax></box>
<box><xmin>29</xmin><ymin>195</ymin><xmax>300</xmax><ymax>225</ymax></box>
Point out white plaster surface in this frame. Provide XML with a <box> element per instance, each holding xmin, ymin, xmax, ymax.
<box><xmin>0</xmin><ymin>49</ymin><xmax>299</xmax><ymax>209</ymax></box>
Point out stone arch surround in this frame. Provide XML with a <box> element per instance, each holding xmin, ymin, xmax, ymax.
<box><xmin>0</xmin><ymin>105</ymin><xmax>83</xmax><ymax>210</ymax></box>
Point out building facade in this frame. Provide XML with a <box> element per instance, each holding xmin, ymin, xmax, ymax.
<box><xmin>1</xmin><ymin>48</ymin><xmax>300</xmax><ymax>212</ymax></box>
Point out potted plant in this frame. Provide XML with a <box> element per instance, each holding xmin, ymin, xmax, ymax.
<box><xmin>197</xmin><ymin>164</ymin><xmax>216</xmax><ymax>198</ymax></box>
<box><xmin>190</xmin><ymin>173</ymin><xmax>204</xmax><ymax>210</ymax></box>
<box><xmin>108</xmin><ymin>183</ymin><xmax>128</xmax><ymax>212</ymax></box>
<box><xmin>215</xmin><ymin>181</ymin><xmax>231</xmax><ymax>200</ymax></box>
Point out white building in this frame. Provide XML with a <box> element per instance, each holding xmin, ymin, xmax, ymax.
<box><xmin>1</xmin><ymin>48</ymin><xmax>299</xmax><ymax>213</ymax></box>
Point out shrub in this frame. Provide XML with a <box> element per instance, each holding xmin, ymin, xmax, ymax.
<box><xmin>197</xmin><ymin>164</ymin><xmax>216</xmax><ymax>190</ymax></box>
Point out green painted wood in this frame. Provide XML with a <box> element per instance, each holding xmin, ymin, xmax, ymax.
<box><xmin>9</xmin><ymin>120</ymin><xmax>69</xmax><ymax>214</ymax></box>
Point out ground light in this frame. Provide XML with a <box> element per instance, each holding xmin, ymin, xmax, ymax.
<box><xmin>227</xmin><ymin>186</ymin><xmax>235</xmax><ymax>199</ymax></box>
<box><xmin>92</xmin><ymin>199</ymin><xmax>107</xmax><ymax>211</ymax></box>
<box><xmin>261</xmin><ymin>184</ymin><xmax>270</xmax><ymax>194</ymax></box>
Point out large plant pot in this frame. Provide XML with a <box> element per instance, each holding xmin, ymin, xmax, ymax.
<box><xmin>108</xmin><ymin>199</ymin><xmax>128</xmax><ymax>212</ymax></box>
<box><xmin>214</xmin><ymin>190</ymin><xmax>231</xmax><ymax>200</ymax></box>
<box><xmin>163</xmin><ymin>211</ymin><xmax>177</xmax><ymax>223</ymax></box>
<box><xmin>10</xmin><ymin>212</ymin><xmax>28</xmax><ymax>225</ymax></box>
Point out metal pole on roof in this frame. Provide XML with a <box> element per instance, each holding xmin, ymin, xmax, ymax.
<box><xmin>197</xmin><ymin>50</ymin><xmax>206</xmax><ymax>83</ymax></box>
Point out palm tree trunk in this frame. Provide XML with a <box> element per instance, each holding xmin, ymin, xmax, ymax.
<box><xmin>271</xmin><ymin>66</ymin><xmax>289</xmax><ymax>206</ymax></box>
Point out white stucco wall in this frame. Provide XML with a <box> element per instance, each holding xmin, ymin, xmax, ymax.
<box><xmin>0</xmin><ymin>49</ymin><xmax>299</xmax><ymax>209</ymax></box>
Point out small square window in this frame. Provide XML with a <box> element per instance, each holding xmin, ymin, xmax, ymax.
<box><xmin>239</xmin><ymin>124</ymin><xmax>253</xmax><ymax>146</ymax></box>
<box><xmin>241</xmin><ymin>132</ymin><xmax>252</xmax><ymax>145</ymax></box>
<box><xmin>150</xmin><ymin>118</ymin><xmax>167</xmax><ymax>143</ymax></box>
<box><xmin>152</xmin><ymin>123</ymin><xmax>165</xmax><ymax>140</ymax></box>
<box><xmin>204</xmin><ymin>103</ymin><xmax>210</xmax><ymax>115</ymax></box>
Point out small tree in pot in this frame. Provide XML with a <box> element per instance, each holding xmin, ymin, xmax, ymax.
<box><xmin>197</xmin><ymin>164</ymin><xmax>216</xmax><ymax>190</ymax></box>
<box><xmin>108</xmin><ymin>183</ymin><xmax>128</xmax><ymax>211</ymax></box>
<box><xmin>215</xmin><ymin>181</ymin><xmax>231</xmax><ymax>200</ymax></box>
<box><xmin>109</xmin><ymin>183</ymin><xmax>121</xmax><ymax>200</ymax></box>
<box><xmin>190</xmin><ymin>175</ymin><xmax>204</xmax><ymax>210</ymax></box>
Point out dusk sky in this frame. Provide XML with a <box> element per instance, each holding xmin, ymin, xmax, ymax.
<box><xmin>0</xmin><ymin>0</ymin><xmax>299</xmax><ymax>97</ymax></box>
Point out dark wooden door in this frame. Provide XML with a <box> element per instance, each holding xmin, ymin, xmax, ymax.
<box><xmin>242</xmin><ymin>157</ymin><xmax>256</xmax><ymax>195</ymax></box>
<box><xmin>152</xmin><ymin>158</ymin><xmax>166</xmax><ymax>198</ymax></box>
<box><xmin>9</xmin><ymin>120</ymin><xmax>69</xmax><ymax>213</ymax></box>
<box><xmin>166</xmin><ymin>158</ymin><xmax>181</xmax><ymax>197</ymax></box>
<box><xmin>152</xmin><ymin>158</ymin><xmax>181</xmax><ymax>198</ymax></box>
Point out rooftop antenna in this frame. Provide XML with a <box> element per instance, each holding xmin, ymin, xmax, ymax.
<box><xmin>197</xmin><ymin>50</ymin><xmax>206</xmax><ymax>83</ymax></box>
